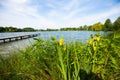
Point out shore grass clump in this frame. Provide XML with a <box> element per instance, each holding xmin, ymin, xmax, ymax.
<box><xmin>0</xmin><ymin>33</ymin><xmax>120</xmax><ymax>80</ymax></box>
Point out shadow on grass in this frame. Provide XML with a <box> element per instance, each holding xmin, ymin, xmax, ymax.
<box><xmin>79</xmin><ymin>69</ymin><xmax>102</xmax><ymax>80</ymax></box>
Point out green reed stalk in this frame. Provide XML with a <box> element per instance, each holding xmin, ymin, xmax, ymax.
<box><xmin>57</xmin><ymin>46</ymin><xmax>67</xmax><ymax>80</ymax></box>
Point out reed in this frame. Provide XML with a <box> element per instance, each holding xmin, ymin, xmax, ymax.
<box><xmin>0</xmin><ymin>33</ymin><xmax>120</xmax><ymax>80</ymax></box>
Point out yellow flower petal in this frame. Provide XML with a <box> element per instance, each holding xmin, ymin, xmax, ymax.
<box><xmin>95</xmin><ymin>37</ymin><xmax>100</xmax><ymax>41</ymax></box>
<box><xmin>88</xmin><ymin>39</ymin><xmax>93</xmax><ymax>45</ymax></box>
<box><xmin>59</xmin><ymin>38</ymin><xmax>64</xmax><ymax>46</ymax></box>
<box><xmin>63</xmin><ymin>47</ymin><xmax>66</xmax><ymax>51</ymax></box>
<box><xmin>93</xmin><ymin>46</ymin><xmax>97</xmax><ymax>51</ymax></box>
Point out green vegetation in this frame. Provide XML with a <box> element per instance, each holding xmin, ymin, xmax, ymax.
<box><xmin>60</xmin><ymin>16</ymin><xmax>120</xmax><ymax>31</ymax></box>
<box><xmin>1</xmin><ymin>16</ymin><xmax>120</xmax><ymax>32</ymax></box>
<box><xmin>113</xmin><ymin>17</ymin><xmax>120</xmax><ymax>31</ymax></box>
<box><xmin>0</xmin><ymin>16</ymin><xmax>120</xmax><ymax>79</ymax></box>
<box><xmin>91</xmin><ymin>22</ymin><xmax>103</xmax><ymax>31</ymax></box>
<box><xmin>0</xmin><ymin>31</ymin><xmax>120</xmax><ymax>80</ymax></box>
<box><xmin>103</xmin><ymin>19</ymin><xmax>113</xmax><ymax>31</ymax></box>
<box><xmin>0</xmin><ymin>26</ymin><xmax>36</xmax><ymax>32</ymax></box>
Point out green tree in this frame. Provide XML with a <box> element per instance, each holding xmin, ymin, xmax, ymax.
<box><xmin>78</xmin><ymin>26</ymin><xmax>83</xmax><ymax>30</ymax></box>
<box><xmin>113</xmin><ymin>16</ymin><xmax>120</xmax><ymax>31</ymax></box>
<box><xmin>7</xmin><ymin>26</ymin><xmax>18</xmax><ymax>32</ymax></box>
<box><xmin>23</xmin><ymin>27</ymin><xmax>35</xmax><ymax>32</ymax></box>
<box><xmin>92</xmin><ymin>22</ymin><xmax>103</xmax><ymax>31</ymax></box>
<box><xmin>83</xmin><ymin>25</ymin><xmax>88</xmax><ymax>30</ymax></box>
<box><xmin>104</xmin><ymin>19</ymin><xmax>113</xmax><ymax>31</ymax></box>
<box><xmin>46</xmin><ymin>28</ymin><xmax>59</xmax><ymax>31</ymax></box>
<box><xmin>88</xmin><ymin>25</ymin><xmax>92</xmax><ymax>30</ymax></box>
<box><xmin>0</xmin><ymin>26</ymin><xmax>5</xmax><ymax>32</ymax></box>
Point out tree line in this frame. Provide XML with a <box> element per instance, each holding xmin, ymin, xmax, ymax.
<box><xmin>0</xmin><ymin>16</ymin><xmax>120</xmax><ymax>32</ymax></box>
<box><xmin>60</xmin><ymin>16</ymin><xmax>120</xmax><ymax>31</ymax></box>
<box><xmin>0</xmin><ymin>27</ymin><xmax>36</xmax><ymax>32</ymax></box>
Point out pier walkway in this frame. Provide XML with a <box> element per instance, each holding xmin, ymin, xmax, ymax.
<box><xmin>0</xmin><ymin>33</ymin><xmax>40</xmax><ymax>43</ymax></box>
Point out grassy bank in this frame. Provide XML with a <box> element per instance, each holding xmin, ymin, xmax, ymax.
<box><xmin>0</xmin><ymin>33</ymin><xmax>120</xmax><ymax>80</ymax></box>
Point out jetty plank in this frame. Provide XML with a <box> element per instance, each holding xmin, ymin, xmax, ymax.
<box><xmin>0</xmin><ymin>33</ymin><xmax>40</xmax><ymax>43</ymax></box>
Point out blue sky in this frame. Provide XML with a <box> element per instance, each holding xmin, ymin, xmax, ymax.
<box><xmin>0</xmin><ymin>0</ymin><xmax>120</xmax><ymax>29</ymax></box>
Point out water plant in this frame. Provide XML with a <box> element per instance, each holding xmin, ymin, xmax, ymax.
<box><xmin>0</xmin><ymin>33</ymin><xmax>120</xmax><ymax>80</ymax></box>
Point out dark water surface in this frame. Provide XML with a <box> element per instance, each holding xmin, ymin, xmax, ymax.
<box><xmin>0</xmin><ymin>31</ymin><xmax>105</xmax><ymax>55</ymax></box>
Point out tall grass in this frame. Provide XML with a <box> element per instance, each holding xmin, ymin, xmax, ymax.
<box><xmin>0</xmin><ymin>33</ymin><xmax>120</xmax><ymax>80</ymax></box>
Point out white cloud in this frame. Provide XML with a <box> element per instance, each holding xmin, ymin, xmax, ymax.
<box><xmin>47</xmin><ymin>10</ymin><xmax>58</xmax><ymax>17</ymax></box>
<box><xmin>68</xmin><ymin>4</ymin><xmax>120</xmax><ymax>26</ymax></box>
<box><xmin>0</xmin><ymin>11</ymin><xmax>56</xmax><ymax>29</ymax></box>
<box><xmin>63</xmin><ymin>0</ymin><xmax>79</xmax><ymax>11</ymax></box>
<box><xmin>0</xmin><ymin>0</ymin><xmax>56</xmax><ymax>29</ymax></box>
<box><xmin>63</xmin><ymin>6</ymin><xmax>93</xmax><ymax>20</ymax></box>
<box><xmin>46</xmin><ymin>3</ymin><xmax>55</xmax><ymax>9</ymax></box>
<box><xmin>0</xmin><ymin>0</ymin><xmax>120</xmax><ymax>29</ymax></box>
<box><xmin>11</xmin><ymin>0</ymin><xmax>28</xmax><ymax>4</ymax></box>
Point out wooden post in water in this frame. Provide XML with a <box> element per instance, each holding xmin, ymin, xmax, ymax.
<box><xmin>15</xmin><ymin>37</ymin><xmax>18</xmax><ymax>41</ymax></box>
<box><xmin>9</xmin><ymin>38</ymin><xmax>11</xmax><ymax>42</ymax></box>
<box><xmin>20</xmin><ymin>36</ymin><xmax>22</xmax><ymax>40</ymax></box>
<box><xmin>3</xmin><ymin>40</ymin><xmax>5</xmax><ymax>43</ymax></box>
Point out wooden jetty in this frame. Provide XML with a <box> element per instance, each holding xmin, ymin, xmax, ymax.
<box><xmin>0</xmin><ymin>33</ymin><xmax>40</xmax><ymax>43</ymax></box>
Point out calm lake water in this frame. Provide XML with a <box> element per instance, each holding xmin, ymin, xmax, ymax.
<box><xmin>0</xmin><ymin>31</ymin><xmax>106</xmax><ymax>55</ymax></box>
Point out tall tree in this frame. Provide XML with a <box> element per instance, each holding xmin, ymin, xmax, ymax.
<box><xmin>113</xmin><ymin>16</ymin><xmax>120</xmax><ymax>31</ymax></box>
<box><xmin>0</xmin><ymin>26</ymin><xmax>5</xmax><ymax>32</ymax></box>
<box><xmin>88</xmin><ymin>25</ymin><xmax>92</xmax><ymax>30</ymax></box>
<box><xmin>104</xmin><ymin>19</ymin><xmax>113</xmax><ymax>31</ymax></box>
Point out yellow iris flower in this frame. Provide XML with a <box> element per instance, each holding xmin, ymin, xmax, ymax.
<box><xmin>59</xmin><ymin>38</ymin><xmax>64</xmax><ymax>46</ymax></box>
<box><xmin>64</xmin><ymin>47</ymin><xmax>66</xmax><ymax>51</ymax></box>
<box><xmin>93</xmin><ymin>46</ymin><xmax>97</xmax><ymax>51</ymax></box>
<box><xmin>95</xmin><ymin>37</ymin><xmax>100</xmax><ymax>41</ymax></box>
<box><xmin>88</xmin><ymin>39</ymin><xmax>93</xmax><ymax>45</ymax></box>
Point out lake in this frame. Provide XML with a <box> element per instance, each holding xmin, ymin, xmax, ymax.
<box><xmin>0</xmin><ymin>31</ymin><xmax>106</xmax><ymax>55</ymax></box>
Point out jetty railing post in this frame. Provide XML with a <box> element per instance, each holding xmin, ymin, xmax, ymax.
<box><xmin>15</xmin><ymin>37</ymin><xmax>18</xmax><ymax>41</ymax></box>
<box><xmin>20</xmin><ymin>36</ymin><xmax>22</xmax><ymax>40</ymax></box>
<box><xmin>9</xmin><ymin>38</ymin><xmax>11</xmax><ymax>42</ymax></box>
<box><xmin>3</xmin><ymin>39</ymin><xmax>5</xmax><ymax>43</ymax></box>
